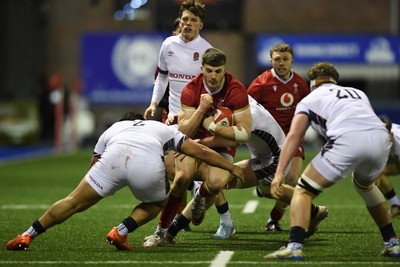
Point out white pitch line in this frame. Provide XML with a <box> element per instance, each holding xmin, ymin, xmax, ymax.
<box><xmin>1</xmin><ymin>260</ymin><xmax>399</xmax><ymax>266</ymax></box>
<box><xmin>242</xmin><ymin>200</ymin><xmax>259</xmax><ymax>214</ymax></box>
<box><xmin>209</xmin><ymin>251</ymin><xmax>234</xmax><ymax>267</ymax></box>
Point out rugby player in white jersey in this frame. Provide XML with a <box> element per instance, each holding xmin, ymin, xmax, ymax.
<box><xmin>265</xmin><ymin>62</ymin><xmax>400</xmax><ymax>260</ymax></box>
<box><xmin>6</xmin><ymin>112</ymin><xmax>244</xmax><ymax>251</ymax></box>
<box><xmin>376</xmin><ymin>119</ymin><xmax>400</xmax><ymax>218</ymax></box>
<box><xmin>153</xmin><ymin>95</ymin><xmax>329</xmax><ymax>244</ymax></box>
<box><xmin>144</xmin><ymin>0</ymin><xmax>212</xmax><ymax>124</ymax></box>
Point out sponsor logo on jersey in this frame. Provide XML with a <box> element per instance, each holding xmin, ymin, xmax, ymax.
<box><xmin>168</xmin><ymin>73</ymin><xmax>196</xmax><ymax>80</ymax></box>
<box><xmin>293</xmin><ymin>83</ymin><xmax>299</xmax><ymax>94</ymax></box>
<box><xmin>217</xmin><ymin>98</ymin><xmax>225</xmax><ymax>107</ymax></box>
<box><xmin>193</xmin><ymin>52</ymin><xmax>200</xmax><ymax>61</ymax></box>
<box><xmin>280</xmin><ymin>93</ymin><xmax>294</xmax><ymax>107</ymax></box>
<box><xmin>89</xmin><ymin>175</ymin><xmax>103</xmax><ymax>190</ymax></box>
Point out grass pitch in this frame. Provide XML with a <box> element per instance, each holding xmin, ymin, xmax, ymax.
<box><xmin>1</xmin><ymin>147</ymin><xmax>400</xmax><ymax>266</ymax></box>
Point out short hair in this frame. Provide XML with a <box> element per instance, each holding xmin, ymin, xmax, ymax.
<box><xmin>380</xmin><ymin>116</ymin><xmax>392</xmax><ymax>132</ymax></box>
<box><xmin>307</xmin><ymin>62</ymin><xmax>340</xmax><ymax>83</ymax></box>
<box><xmin>172</xmin><ymin>17</ymin><xmax>180</xmax><ymax>32</ymax></box>
<box><xmin>179</xmin><ymin>0</ymin><xmax>206</xmax><ymax>22</ymax></box>
<box><xmin>119</xmin><ymin>112</ymin><xmax>145</xmax><ymax>121</ymax></box>
<box><xmin>202</xmin><ymin>48</ymin><xmax>226</xmax><ymax>67</ymax></box>
<box><xmin>270</xmin><ymin>43</ymin><xmax>294</xmax><ymax>58</ymax></box>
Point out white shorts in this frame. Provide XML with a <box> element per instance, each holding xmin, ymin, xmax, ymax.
<box><xmin>312</xmin><ymin>129</ymin><xmax>390</xmax><ymax>184</ymax></box>
<box><xmin>85</xmin><ymin>144</ymin><xmax>169</xmax><ymax>203</ymax></box>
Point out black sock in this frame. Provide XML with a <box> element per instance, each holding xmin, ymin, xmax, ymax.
<box><xmin>32</xmin><ymin>219</ymin><xmax>46</xmax><ymax>234</ymax></box>
<box><xmin>216</xmin><ymin>202</ymin><xmax>229</xmax><ymax>214</ymax></box>
<box><xmin>384</xmin><ymin>189</ymin><xmax>397</xmax><ymax>200</ymax></box>
<box><xmin>168</xmin><ymin>214</ymin><xmax>190</xmax><ymax>237</ymax></box>
<box><xmin>121</xmin><ymin>217</ymin><xmax>139</xmax><ymax>233</ymax></box>
<box><xmin>289</xmin><ymin>226</ymin><xmax>305</xmax><ymax>244</ymax></box>
<box><xmin>380</xmin><ymin>223</ymin><xmax>396</xmax><ymax>242</ymax></box>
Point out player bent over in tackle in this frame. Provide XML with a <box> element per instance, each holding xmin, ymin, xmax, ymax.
<box><xmin>6</xmin><ymin>112</ymin><xmax>243</xmax><ymax>251</ymax></box>
<box><xmin>264</xmin><ymin>62</ymin><xmax>400</xmax><ymax>260</ymax></box>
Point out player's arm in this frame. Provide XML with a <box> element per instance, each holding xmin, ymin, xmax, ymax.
<box><xmin>270</xmin><ymin>113</ymin><xmax>309</xmax><ymax>199</ymax></box>
<box><xmin>178</xmin><ymin>93</ymin><xmax>213</xmax><ymax>138</ymax></box>
<box><xmin>203</xmin><ymin>107</ymin><xmax>252</xmax><ymax>143</ymax></box>
<box><xmin>275</xmin><ymin>113</ymin><xmax>309</xmax><ymax>183</ymax></box>
<box><xmin>198</xmin><ymin>135</ymin><xmax>238</xmax><ymax>148</ymax></box>
<box><xmin>144</xmin><ymin>71</ymin><xmax>169</xmax><ymax>119</ymax></box>
<box><xmin>180</xmin><ymin>138</ymin><xmax>244</xmax><ymax>181</ymax></box>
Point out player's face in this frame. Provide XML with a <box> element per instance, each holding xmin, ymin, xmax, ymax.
<box><xmin>270</xmin><ymin>51</ymin><xmax>293</xmax><ymax>80</ymax></box>
<box><xmin>180</xmin><ymin>10</ymin><xmax>203</xmax><ymax>43</ymax></box>
<box><xmin>201</xmin><ymin>64</ymin><xmax>226</xmax><ymax>91</ymax></box>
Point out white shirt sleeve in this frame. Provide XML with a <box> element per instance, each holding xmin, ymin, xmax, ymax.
<box><xmin>150</xmin><ymin>72</ymin><xmax>169</xmax><ymax>104</ymax></box>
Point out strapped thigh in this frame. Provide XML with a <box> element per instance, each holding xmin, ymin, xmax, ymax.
<box><xmin>297</xmin><ymin>174</ymin><xmax>325</xmax><ymax>196</ymax></box>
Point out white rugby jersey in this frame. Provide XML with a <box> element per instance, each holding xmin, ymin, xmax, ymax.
<box><xmin>295</xmin><ymin>83</ymin><xmax>386</xmax><ymax>140</ymax></box>
<box><xmin>247</xmin><ymin>95</ymin><xmax>286</xmax><ymax>155</ymax></box>
<box><xmin>151</xmin><ymin>34</ymin><xmax>212</xmax><ymax>116</ymax></box>
<box><xmin>94</xmin><ymin>120</ymin><xmax>187</xmax><ymax>157</ymax></box>
<box><xmin>391</xmin><ymin>123</ymin><xmax>400</xmax><ymax>161</ymax></box>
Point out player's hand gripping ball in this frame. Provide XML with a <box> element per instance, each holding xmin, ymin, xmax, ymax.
<box><xmin>213</xmin><ymin>107</ymin><xmax>233</xmax><ymax>126</ymax></box>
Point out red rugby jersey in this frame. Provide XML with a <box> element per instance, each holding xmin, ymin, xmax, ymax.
<box><xmin>181</xmin><ymin>72</ymin><xmax>249</xmax><ymax>157</ymax></box>
<box><xmin>248</xmin><ymin>69</ymin><xmax>309</xmax><ymax>134</ymax></box>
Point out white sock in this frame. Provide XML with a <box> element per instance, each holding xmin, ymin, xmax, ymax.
<box><xmin>389</xmin><ymin>195</ymin><xmax>400</xmax><ymax>206</ymax></box>
<box><xmin>22</xmin><ymin>226</ymin><xmax>38</xmax><ymax>238</ymax></box>
<box><xmin>219</xmin><ymin>212</ymin><xmax>233</xmax><ymax>227</ymax></box>
<box><xmin>117</xmin><ymin>223</ymin><xmax>129</xmax><ymax>235</ymax></box>
<box><xmin>287</xmin><ymin>242</ymin><xmax>303</xmax><ymax>251</ymax></box>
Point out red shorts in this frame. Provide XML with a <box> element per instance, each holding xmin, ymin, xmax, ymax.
<box><xmin>295</xmin><ymin>144</ymin><xmax>305</xmax><ymax>159</ymax></box>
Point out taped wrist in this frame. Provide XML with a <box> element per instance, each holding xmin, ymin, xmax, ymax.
<box><xmin>208</xmin><ymin>121</ymin><xmax>217</xmax><ymax>134</ymax></box>
<box><xmin>233</xmin><ymin>126</ymin><xmax>249</xmax><ymax>142</ymax></box>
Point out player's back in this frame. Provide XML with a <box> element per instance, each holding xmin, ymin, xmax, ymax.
<box><xmin>297</xmin><ymin>83</ymin><xmax>385</xmax><ymax>139</ymax></box>
<box><xmin>97</xmin><ymin>120</ymin><xmax>181</xmax><ymax>157</ymax></box>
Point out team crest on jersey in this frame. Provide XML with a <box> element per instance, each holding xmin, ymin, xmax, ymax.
<box><xmin>293</xmin><ymin>83</ymin><xmax>298</xmax><ymax>94</ymax></box>
<box><xmin>193</xmin><ymin>52</ymin><xmax>200</xmax><ymax>61</ymax></box>
<box><xmin>272</xmin><ymin>85</ymin><xmax>278</xmax><ymax>92</ymax></box>
<box><xmin>280</xmin><ymin>93</ymin><xmax>294</xmax><ymax>107</ymax></box>
<box><xmin>217</xmin><ymin>98</ymin><xmax>225</xmax><ymax>107</ymax></box>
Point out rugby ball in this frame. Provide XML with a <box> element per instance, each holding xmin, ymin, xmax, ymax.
<box><xmin>213</xmin><ymin>107</ymin><xmax>233</xmax><ymax>126</ymax></box>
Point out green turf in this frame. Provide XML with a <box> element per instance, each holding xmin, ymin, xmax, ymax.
<box><xmin>1</xmin><ymin>147</ymin><xmax>400</xmax><ymax>266</ymax></box>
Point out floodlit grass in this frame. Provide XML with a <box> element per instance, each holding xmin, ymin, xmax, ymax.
<box><xmin>1</xmin><ymin>147</ymin><xmax>400</xmax><ymax>266</ymax></box>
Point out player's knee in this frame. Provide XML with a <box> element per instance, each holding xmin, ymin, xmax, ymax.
<box><xmin>171</xmin><ymin>175</ymin><xmax>192</xmax><ymax>194</ymax></box>
<box><xmin>256</xmin><ymin>184</ymin><xmax>272</xmax><ymax>198</ymax></box>
<box><xmin>204</xmin><ymin>181</ymin><xmax>221</xmax><ymax>195</ymax></box>
<box><xmin>352</xmin><ymin>175</ymin><xmax>385</xmax><ymax>207</ymax></box>
<box><xmin>285</xmin><ymin>171</ymin><xmax>299</xmax><ymax>187</ymax></box>
<box><xmin>296</xmin><ymin>174</ymin><xmax>324</xmax><ymax>196</ymax></box>
<box><xmin>224</xmin><ymin>176</ymin><xmax>242</xmax><ymax>189</ymax></box>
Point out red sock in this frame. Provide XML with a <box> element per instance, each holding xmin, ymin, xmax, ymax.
<box><xmin>159</xmin><ymin>194</ymin><xmax>183</xmax><ymax>229</ymax></box>
<box><xmin>199</xmin><ymin>183</ymin><xmax>212</xmax><ymax>198</ymax></box>
<box><xmin>270</xmin><ymin>207</ymin><xmax>284</xmax><ymax>222</ymax></box>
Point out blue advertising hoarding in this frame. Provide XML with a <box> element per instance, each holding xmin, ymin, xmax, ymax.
<box><xmin>256</xmin><ymin>34</ymin><xmax>400</xmax><ymax>67</ymax></box>
<box><xmin>81</xmin><ymin>32</ymin><xmax>167</xmax><ymax>104</ymax></box>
